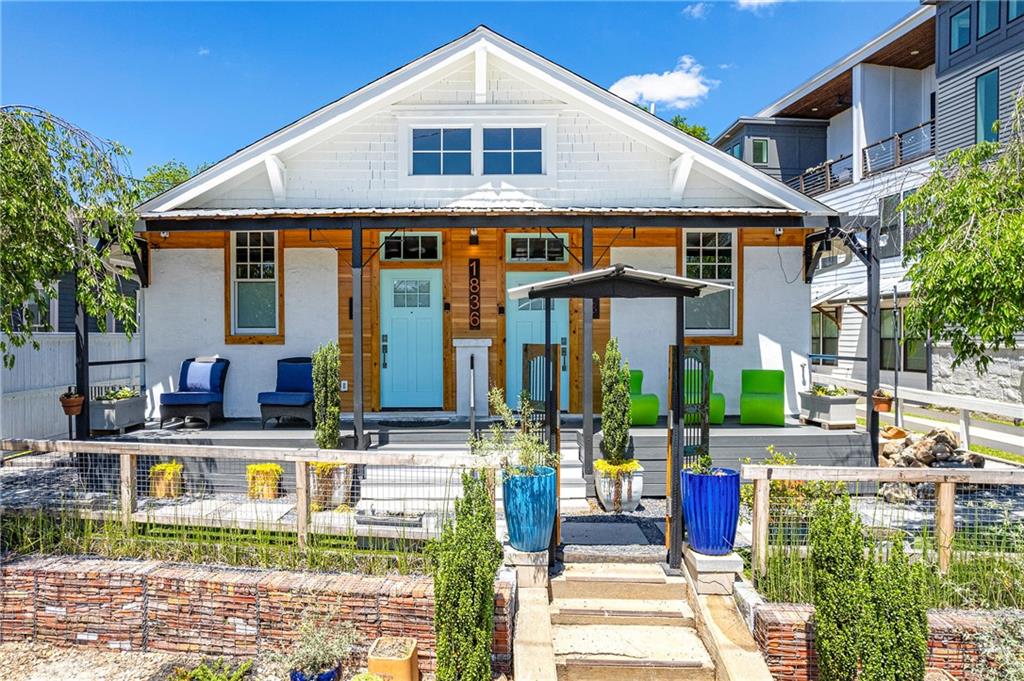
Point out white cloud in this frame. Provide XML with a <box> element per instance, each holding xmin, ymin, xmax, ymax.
<box><xmin>197</xmin><ymin>47</ymin><xmax>210</xmax><ymax>57</ymax></box>
<box><xmin>610</xmin><ymin>56</ymin><xmax>717</xmax><ymax>111</ymax></box>
<box><xmin>681</xmin><ymin>3</ymin><xmax>711</xmax><ymax>19</ymax></box>
<box><xmin>736</xmin><ymin>0</ymin><xmax>782</xmax><ymax>10</ymax></box>
<box><xmin>718</xmin><ymin>63</ymin><xmax>735</xmax><ymax>70</ymax></box>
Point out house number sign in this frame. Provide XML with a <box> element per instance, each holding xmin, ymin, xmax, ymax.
<box><xmin>468</xmin><ymin>258</ymin><xmax>482</xmax><ymax>330</ymax></box>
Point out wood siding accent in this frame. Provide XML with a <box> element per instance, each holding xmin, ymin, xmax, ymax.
<box><xmin>144</xmin><ymin>231</ymin><xmax>225</xmax><ymax>249</ymax></box>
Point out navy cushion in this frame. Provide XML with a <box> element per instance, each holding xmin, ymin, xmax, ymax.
<box><xmin>258</xmin><ymin>391</ymin><xmax>314</xmax><ymax>407</ymax></box>
<box><xmin>277</xmin><ymin>361</ymin><xmax>313</xmax><ymax>393</ymax></box>
<box><xmin>161</xmin><ymin>391</ymin><xmax>222</xmax><ymax>406</ymax></box>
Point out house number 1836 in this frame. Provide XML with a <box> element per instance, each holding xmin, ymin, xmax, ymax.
<box><xmin>468</xmin><ymin>258</ymin><xmax>481</xmax><ymax>330</ymax></box>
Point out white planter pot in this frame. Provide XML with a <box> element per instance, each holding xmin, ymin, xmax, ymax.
<box><xmin>798</xmin><ymin>391</ymin><xmax>858</xmax><ymax>429</ymax></box>
<box><xmin>595</xmin><ymin>466</ymin><xmax>644</xmax><ymax>513</ymax></box>
<box><xmin>89</xmin><ymin>395</ymin><xmax>146</xmax><ymax>432</ymax></box>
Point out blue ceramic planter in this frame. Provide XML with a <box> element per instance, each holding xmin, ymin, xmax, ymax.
<box><xmin>289</xmin><ymin>668</ymin><xmax>337</xmax><ymax>681</ymax></box>
<box><xmin>503</xmin><ymin>465</ymin><xmax>556</xmax><ymax>552</ymax></box>
<box><xmin>682</xmin><ymin>468</ymin><xmax>740</xmax><ymax>556</ymax></box>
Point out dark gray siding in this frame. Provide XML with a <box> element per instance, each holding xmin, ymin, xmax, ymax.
<box><xmin>936</xmin><ymin>47</ymin><xmax>1024</xmax><ymax>154</ymax></box>
<box><xmin>713</xmin><ymin>119</ymin><xmax>828</xmax><ymax>182</ymax></box>
<box><xmin>936</xmin><ymin>1</ymin><xmax>1024</xmax><ymax>78</ymax></box>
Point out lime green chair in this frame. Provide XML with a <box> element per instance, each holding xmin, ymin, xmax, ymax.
<box><xmin>740</xmin><ymin>369</ymin><xmax>786</xmax><ymax>426</ymax></box>
<box><xmin>683</xmin><ymin>369</ymin><xmax>726</xmax><ymax>425</ymax></box>
<box><xmin>629</xmin><ymin>370</ymin><xmax>659</xmax><ymax>426</ymax></box>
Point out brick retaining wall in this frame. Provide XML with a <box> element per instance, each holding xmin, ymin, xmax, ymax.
<box><xmin>754</xmin><ymin>603</ymin><xmax>996</xmax><ymax>681</ymax></box>
<box><xmin>0</xmin><ymin>556</ymin><xmax>515</xmax><ymax>677</ymax></box>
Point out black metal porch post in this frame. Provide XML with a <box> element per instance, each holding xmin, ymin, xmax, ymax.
<box><xmin>581</xmin><ymin>219</ymin><xmax>594</xmax><ymax>479</ymax></box>
<box><xmin>669</xmin><ymin>296</ymin><xmax>685</xmax><ymax>569</ymax></box>
<box><xmin>73</xmin><ymin>263</ymin><xmax>90</xmax><ymax>440</ymax></box>
<box><xmin>351</xmin><ymin>222</ymin><xmax>366</xmax><ymax>449</ymax></box>
<box><xmin>544</xmin><ymin>298</ymin><xmax>554</xmax><ymax>453</ymax></box>
<box><xmin>865</xmin><ymin>222</ymin><xmax>881</xmax><ymax>464</ymax></box>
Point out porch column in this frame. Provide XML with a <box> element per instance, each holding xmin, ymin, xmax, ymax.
<box><xmin>351</xmin><ymin>222</ymin><xmax>366</xmax><ymax>449</ymax></box>
<box><xmin>669</xmin><ymin>296</ymin><xmax>685</xmax><ymax>570</ymax></box>
<box><xmin>581</xmin><ymin>219</ymin><xmax>594</xmax><ymax>478</ymax></box>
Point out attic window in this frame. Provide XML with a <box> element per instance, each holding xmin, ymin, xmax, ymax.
<box><xmin>411</xmin><ymin>128</ymin><xmax>471</xmax><ymax>175</ymax></box>
<box><xmin>483</xmin><ymin>127</ymin><xmax>543</xmax><ymax>175</ymax></box>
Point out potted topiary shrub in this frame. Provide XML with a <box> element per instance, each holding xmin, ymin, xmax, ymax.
<box><xmin>682</xmin><ymin>453</ymin><xmax>740</xmax><ymax>556</ymax></box>
<box><xmin>247</xmin><ymin>463</ymin><xmax>283</xmax><ymax>500</ymax></box>
<box><xmin>798</xmin><ymin>383</ymin><xmax>857</xmax><ymax>429</ymax></box>
<box><xmin>59</xmin><ymin>387</ymin><xmax>85</xmax><ymax>416</ymax></box>
<box><xmin>593</xmin><ymin>338</ymin><xmax>643</xmax><ymax>512</ymax></box>
<box><xmin>471</xmin><ymin>387</ymin><xmax>558</xmax><ymax>553</ymax></box>
<box><xmin>367</xmin><ymin>636</ymin><xmax>419</xmax><ymax>681</ymax></box>
<box><xmin>872</xmin><ymin>388</ymin><xmax>894</xmax><ymax>412</ymax></box>
<box><xmin>90</xmin><ymin>385</ymin><xmax>146</xmax><ymax>432</ymax></box>
<box><xmin>150</xmin><ymin>460</ymin><xmax>184</xmax><ymax>499</ymax></box>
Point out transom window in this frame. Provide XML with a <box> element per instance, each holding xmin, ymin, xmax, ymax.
<box><xmin>975</xmin><ymin>69</ymin><xmax>1000</xmax><ymax>144</ymax></box>
<box><xmin>484</xmin><ymin>127</ymin><xmax>543</xmax><ymax>175</ymax></box>
<box><xmin>232</xmin><ymin>231</ymin><xmax>278</xmax><ymax>334</ymax></box>
<box><xmin>382</xmin><ymin>233</ymin><xmax>441</xmax><ymax>261</ymax></box>
<box><xmin>506</xmin><ymin>233</ymin><xmax>568</xmax><ymax>262</ymax></box>
<box><xmin>683</xmin><ymin>230</ymin><xmax>735</xmax><ymax>334</ymax></box>
<box><xmin>393</xmin><ymin>279</ymin><xmax>431</xmax><ymax>308</ymax></box>
<box><xmin>950</xmin><ymin>7</ymin><xmax>971</xmax><ymax>53</ymax></box>
<box><xmin>978</xmin><ymin>0</ymin><xmax>1000</xmax><ymax>38</ymax></box>
<box><xmin>751</xmin><ymin>138</ymin><xmax>769</xmax><ymax>165</ymax></box>
<box><xmin>411</xmin><ymin>128</ymin><xmax>471</xmax><ymax>175</ymax></box>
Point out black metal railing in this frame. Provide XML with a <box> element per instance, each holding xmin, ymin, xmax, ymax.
<box><xmin>785</xmin><ymin>154</ymin><xmax>855</xmax><ymax>197</ymax></box>
<box><xmin>862</xmin><ymin>119</ymin><xmax>935</xmax><ymax>177</ymax></box>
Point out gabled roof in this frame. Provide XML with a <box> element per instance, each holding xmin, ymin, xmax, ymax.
<box><xmin>140</xmin><ymin>25</ymin><xmax>835</xmax><ymax>218</ymax></box>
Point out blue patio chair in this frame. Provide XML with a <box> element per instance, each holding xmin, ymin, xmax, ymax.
<box><xmin>159</xmin><ymin>357</ymin><xmax>230</xmax><ymax>428</ymax></box>
<box><xmin>258</xmin><ymin>357</ymin><xmax>315</xmax><ymax>429</ymax></box>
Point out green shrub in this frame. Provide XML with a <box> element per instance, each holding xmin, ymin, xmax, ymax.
<box><xmin>970</xmin><ymin>616</ymin><xmax>1024</xmax><ymax>680</ymax></box>
<box><xmin>312</xmin><ymin>341</ymin><xmax>341</xmax><ymax>449</ymax></box>
<box><xmin>428</xmin><ymin>471</ymin><xmax>503</xmax><ymax>681</ymax></box>
<box><xmin>263</xmin><ymin>611</ymin><xmax>357</xmax><ymax>677</ymax></box>
<box><xmin>594</xmin><ymin>337</ymin><xmax>632</xmax><ymax>466</ymax></box>
<box><xmin>169</xmin><ymin>658</ymin><xmax>252</xmax><ymax>681</ymax></box>
<box><xmin>859</xmin><ymin>546</ymin><xmax>928</xmax><ymax>681</ymax></box>
<box><xmin>809</xmin><ymin>494</ymin><xmax>864</xmax><ymax>681</ymax></box>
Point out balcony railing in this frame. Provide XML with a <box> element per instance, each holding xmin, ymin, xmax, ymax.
<box><xmin>785</xmin><ymin>154</ymin><xmax>854</xmax><ymax>197</ymax></box>
<box><xmin>862</xmin><ymin>119</ymin><xmax>935</xmax><ymax>177</ymax></box>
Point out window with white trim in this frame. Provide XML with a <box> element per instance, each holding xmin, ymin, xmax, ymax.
<box><xmin>232</xmin><ymin>231</ymin><xmax>278</xmax><ymax>334</ymax></box>
<box><xmin>381</xmin><ymin>233</ymin><xmax>441</xmax><ymax>261</ymax></box>
<box><xmin>683</xmin><ymin>230</ymin><xmax>735</xmax><ymax>334</ymax></box>
<box><xmin>483</xmin><ymin>127</ymin><xmax>543</xmax><ymax>175</ymax></box>
<box><xmin>506</xmin><ymin>233</ymin><xmax>568</xmax><ymax>263</ymax></box>
<box><xmin>751</xmin><ymin>138</ymin><xmax>769</xmax><ymax>165</ymax></box>
<box><xmin>411</xmin><ymin>128</ymin><xmax>471</xmax><ymax>175</ymax></box>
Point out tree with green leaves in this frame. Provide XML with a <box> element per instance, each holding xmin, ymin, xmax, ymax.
<box><xmin>900</xmin><ymin>95</ymin><xmax>1024</xmax><ymax>373</ymax></box>
<box><xmin>139</xmin><ymin>159</ymin><xmax>208</xmax><ymax>201</ymax></box>
<box><xmin>0</xmin><ymin>106</ymin><xmax>141</xmax><ymax>368</ymax></box>
<box><xmin>669</xmin><ymin>114</ymin><xmax>710</xmax><ymax>142</ymax></box>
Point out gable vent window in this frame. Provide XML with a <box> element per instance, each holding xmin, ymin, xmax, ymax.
<box><xmin>484</xmin><ymin>127</ymin><xmax>543</xmax><ymax>175</ymax></box>
<box><xmin>412</xmin><ymin>128</ymin><xmax>471</xmax><ymax>175</ymax></box>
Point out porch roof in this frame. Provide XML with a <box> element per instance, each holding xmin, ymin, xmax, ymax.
<box><xmin>506</xmin><ymin>263</ymin><xmax>733</xmax><ymax>300</ymax></box>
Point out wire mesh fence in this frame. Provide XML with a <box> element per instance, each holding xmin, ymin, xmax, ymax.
<box><xmin>0</xmin><ymin>439</ymin><xmax>500</xmax><ymax>575</ymax></box>
<box><xmin>743</xmin><ymin>464</ymin><xmax>1024</xmax><ymax>610</ymax></box>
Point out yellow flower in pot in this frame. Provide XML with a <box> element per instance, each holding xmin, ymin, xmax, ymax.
<box><xmin>247</xmin><ymin>463</ymin><xmax>284</xmax><ymax>500</ymax></box>
<box><xmin>150</xmin><ymin>460</ymin><xmax>183</xmax><ymax>498</ymax></box>
<box><xmin>310</xmin><ymin>461</ymin><xmax>343</xmax><ymax>511</ymax></box>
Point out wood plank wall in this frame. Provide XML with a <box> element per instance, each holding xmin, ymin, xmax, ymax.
<box><xmin>144</xmin><ymin>226</ymin><xmax>809</xmax><ymax>413</ymax></box>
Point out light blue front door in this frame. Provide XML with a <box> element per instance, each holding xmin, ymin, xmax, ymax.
<box><xmin>380</xmin><ymin>269</ymin><xmax>443</xmax><ymax>408</ymax></box>
<box><xmin>505</xmin><ymin>271</ymin><xmax>570</xmax><ymax>410</ymax></box>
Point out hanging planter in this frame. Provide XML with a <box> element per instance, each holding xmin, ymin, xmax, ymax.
<box><xmin>367</xmin><ymin>636</ymin><xmax>419</xmax><ymax>681</ymax></box>
<box><xmin>247</xmin><ymin>463</ymin><xmax>284</xmax><ymax>500</ymax></box>
<box><xmin>682</xmin><ymin>465</ymin><xmax>740</xmax><ymax>556</ymax></box>
<box><xmin>872</xmin><ymin>388</ymin><xmax>894</xmax><ymax>413</ymax></box>
<box><xmin>150</xmin><ymin>460</ymin><xmax>183</xmax><ymax>498</ymax></box>
<box><xmin>59</xmin><ymin>388</ymin><xmax>85</xmax><ymax>416</ymax></box>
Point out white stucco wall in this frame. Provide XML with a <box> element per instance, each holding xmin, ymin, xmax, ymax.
<box><xmin>144</xmin><ymin>248</ymin><xmax>338</xmax><ymax>418</ymax></box>
<box><xmin>610</xmin><ymin>245</ymin><xmax>811</xmax><ymax>415</ymax></box>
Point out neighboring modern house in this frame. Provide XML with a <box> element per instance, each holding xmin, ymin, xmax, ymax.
<box><xmin>714</xmin><ymin>2</ymin><xmax>1024</xmax><ymax>403</ymax></box>
<box><xmin>136</xmin><ymin>26</ymin><xmax>835</xmax><ymax>432</ymax></box>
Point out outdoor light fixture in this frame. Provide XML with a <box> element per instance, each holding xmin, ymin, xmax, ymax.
<box><xmin>910</xmin><ymin>49</ymin><xmax>920</xmax><ymax>55</ymax></box>
<box><xmin>469</xmin><ymin>227</ymin><xmax>479</xmax><ymax>245</ymax></box>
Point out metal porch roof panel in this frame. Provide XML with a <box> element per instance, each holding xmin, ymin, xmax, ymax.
<box><xmin>139</xmin><ymin>206</ymin><xmax>807</xmax><ymax>220</ymax></box>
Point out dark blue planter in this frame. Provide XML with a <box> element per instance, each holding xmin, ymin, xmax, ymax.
<box><xmin>503</xmin><ymin>465</ymin><xmax>556</xmax><ymax>552</ymax></box>
<box><xmin>682</xmin><ymin>468</ymin><xmax>740</xmax><ymax>556</ymax></box>
<box><xmin>289</xmin><ymin>668</ymin><xmax>337</xmax><ymax>681</ymax></box>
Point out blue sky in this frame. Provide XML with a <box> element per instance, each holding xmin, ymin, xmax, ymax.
<box><xmin>2</xmin><ymin>1</ymin><xmax>917</xmax><ymax>175</ymax></box>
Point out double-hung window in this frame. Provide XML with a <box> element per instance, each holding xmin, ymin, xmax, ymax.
<box><xmin>881</xmin><ymin>309</ymin><xmax>926</xmax><ymax>373</ymax></box>
<box><xmin>751</xmin><ymin>138</ymin><xmax>769</xmax><ymax>166</ymax></box>
<box><xmin>232</xmin><ymin>231</ymin><xmax>279</xmax><ymax>335</ymax></box>
<box><xmin>878</xmin><ymin>190</ymin><xmax>922</xmax><ymax>260</ymax></box>
<box><xmin>411</xmin><ymin>128</ymin><xmax>471</xmax><ymax>175</ymax></box>
<box><xmin>811</xmin><ymin>311</ymin><xmax>839</xmax><ymax>366</ymax></box>
<box><xmin>484</xmin><ymin>127</ymin><xmax>543</xmax><ymax>175</ymax></box>
<box><xmin>683</xmin><ymin>230</ymin><xmax>735</xmax><ymax>334</ymax></box>
<box><xmin>975</xmin><ymin>69</ymin><xmax>1000</xmax><ymax>143</ymax></box>
<box><xmin>950</xmin><ymin>7</ymin><xmax>971</xmax><ymax>53</ymax></box>
<box><xmin>978</xmin><ymin>0</ymin><xmax>1000</xmax><ymax>38</ymax></box>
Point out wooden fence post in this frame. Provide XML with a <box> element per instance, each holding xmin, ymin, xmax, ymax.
<box><xmin>752</xmin><ymin>478</ymin><xmax>771</xmax><ymax>582</ymax></box>
<box><xmin>119</xmin><ymin>453</ymin><xmax>136</xmax><ymax>531</ymax></box>
<box><xmin>295</xmin><ymin>460</ymin><xmax>309</xmax><ymax>550</ymax></box>
<box><xmin>935</xmin><ymin>481</ymin><xmax>956</xmax><ymax>574</ymax></box>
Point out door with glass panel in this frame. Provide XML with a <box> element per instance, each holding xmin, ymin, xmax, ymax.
<box><xmin>380</xmin><ymin>269</ymin><xmax>443</xmax><ymax>409</ymax></box>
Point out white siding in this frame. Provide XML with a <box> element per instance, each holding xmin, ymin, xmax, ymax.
<box><xmin>144</xmin><ymin>249</ymin><xmax>338</xmax><ymax>419</ymax></box>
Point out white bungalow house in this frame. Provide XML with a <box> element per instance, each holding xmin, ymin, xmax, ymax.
<box><xmin>136</xmin><ymin>26</ymin><xmax>836</xmax><ymax>444</ymax></box>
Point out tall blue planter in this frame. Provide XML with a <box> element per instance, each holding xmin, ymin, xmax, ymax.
<box><xmin>289</xmin><ymin>669</ymin><xmax>337</xmax><ymax>681</ymax></box>
<box><xmin>682</xmin><ymin>468</ymin><xmax>740</xmax><ymax>556</ymax></box>
<box><xmin>503</xmin><ymin>465</ymin><xmax>557</xmax><ymax>552</ymax></box>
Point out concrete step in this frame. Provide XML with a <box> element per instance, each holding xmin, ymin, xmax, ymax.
<box><xmin>552</xmin><ymin>624</ymin><xmax>715</xmax><ymax>681</ymax></box>
<box><xmin>550</xmin><ymin>563</ymin><xmax>687</xmax><ymax>601</ymax></box>
<box><xmin>550</xmin><ymin>598</ymin><xmax>694</xmax><ymax>627</ymax></box>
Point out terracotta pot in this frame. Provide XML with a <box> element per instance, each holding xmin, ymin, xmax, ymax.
<box><xmin>872</xmin><ymin>395</ymin><xmax>893</xmax><ymax>413</ymax></box>
<box><xmin>368</xmin><ymin>636</ymin><xmax>418</xmax><ymax>681</ymax></box>
<box><xmin>248</xmin><ymin>473</ymin><xmax>280</xmax><ymax>500</ymax></box>
<box><xmin>60</xmin><ymin>395</ymin><xmax>85</xmax><ymax>416</ymax></box>
<box><xmin>151</xmin><ymin>472</ymin><xmax>183</xmax><ymax>498</ymax></box>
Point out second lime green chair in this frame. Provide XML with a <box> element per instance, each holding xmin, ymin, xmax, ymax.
<box><xmin>628</xmin><ymin>370</ymin><xmax>660</xmax><ymax>426</ymax></box>
<box><xmin>739</xmin><ymin>369</ymin><xmax>786</xmax><ymax>426</ymax></box>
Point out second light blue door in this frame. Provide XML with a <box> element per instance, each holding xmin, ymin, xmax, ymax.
<box><xmin>380</xmin><ymin>269</ymin><xmax>443</xmax><ymax>408</ymax></box>
<box><xmin>505</xmin><ymin>271</ymin><xmax>570</xmax><ymax>411</ymax></box>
